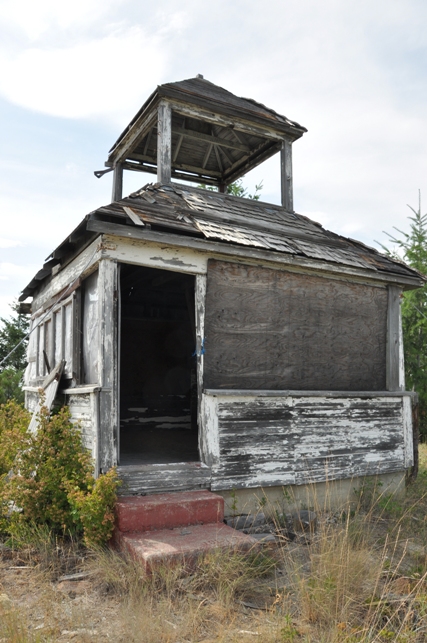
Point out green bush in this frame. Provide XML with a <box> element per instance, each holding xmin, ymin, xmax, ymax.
<box><xmin>0</xmin><ymin>399</ymin><xmax>30</xmax><ymax>477</ymax></box>
<box><xmin>0</xmin><ymin>399</ymin><xmax>119</xmax><ymax>547</ymax></box>
<box><xmin>67</xmin><ymin>467</ymin><xmax>120</xmax><ymax>547</ymax></box>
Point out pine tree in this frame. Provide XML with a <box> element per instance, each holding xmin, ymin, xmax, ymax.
<box><xmin>0</xmin><ymin>303</ymin><xmax>29</xmax><ymax>404</ymax></box>
<box><xmin>382</xmin><ymin>193</ymin><xmax>427</xmax><ymax>439</ymax></box>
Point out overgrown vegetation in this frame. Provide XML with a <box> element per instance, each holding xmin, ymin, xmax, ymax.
<box><xmin>3</xmin><ymin>453</ymin><xmax>427</xmax><ymax>641</ymax></box>
<box><xmin>0</xmin><ymin>399</ymin><xmax>120</xmax><ymax>547</ymax></box>
<box><xmin>381</xmin><ymin>193</ymin><xmax>427</xmax><ymax>440</ymax></box>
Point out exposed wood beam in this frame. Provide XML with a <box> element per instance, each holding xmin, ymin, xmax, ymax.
<box><xmin>171</xmin><ymin>102</ymin><xmax>289</xmax><ymax>141</ymax></box>
<box><xmin>218</xmin><ymin>145</ymin><xmax>233</xmax><ymax>168</ymax></box>
<box><xmin>109</xmin><ymin>112</ymin><xmax>157</xmax><ymax>164</ymax></box>
<box><xmin>223</xmin><ymin>140</ymin><xmax>280</xmax><ymax>184</ymax></box>
<box><xmin>175</xmin><ymin>126</ymin><xmax>250</xmax><ymax>152</ymax></box>
<box><xmin>157</xmin><ymin>101</ymin><xmax>172</xmax><ymax>184</ymax></box>
<box><xmin>213</xmin><ymin>145</ymin><xmax>223</xmax><ymax>173</ymax></box>
<box><xmin>127</xmin><ymin>153</ymin><xmax>222</xmax><ymax>179</ymax></box>
<box><xmin>202</xmin><ymin>144</ymin><xmax>213</xmax><ymax>169</ymax></box>
<box><xmin>143</xmin><ymin>128</ymin><xmax>153</xmax><ymax>155</ymax></box>
<box><xmin>229</xmin><ymin>128</ymin><xmax>248</xmax><ymax>146</ymax></box>
<box><xmin>173</xmin><ymin>134</ymin><xmax>184</xmax><ymax>162</ymax></box>
<box><xmin>281</xmin><ymin>140</ymin><xmax>293</xmax><ymax>212</ymax></box>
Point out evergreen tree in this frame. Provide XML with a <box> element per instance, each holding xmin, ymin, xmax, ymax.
<box><xmin>0</xmin><ymin>303</ymin><xmax>30</xmax><ymax>404</ymax></box>
<box><xmin>382</xmin><ymin>193</ymin><xmax>427</xmax><ymax>440</ymax></box>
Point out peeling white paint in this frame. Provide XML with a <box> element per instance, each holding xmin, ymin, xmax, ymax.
<box><xmin>206</xmin><ymin>393</ymin><xmax>412</xmax><ymax>491</ymax></box>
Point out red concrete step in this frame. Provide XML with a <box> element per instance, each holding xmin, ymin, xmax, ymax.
<box><xmin>115</xmin><ymin>490</ymin><xmax>225</xmax><ymax>533</ymax></box>
<box><xmin>114</xmin><ymin>522</ymin><xmax>259</xmax><ymax>571</ymax></box>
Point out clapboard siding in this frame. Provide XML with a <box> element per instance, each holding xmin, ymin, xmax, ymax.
<box><xmin>203</xmin><ymin>394</ymin><xmax>412</xmax><ymax>491</ymax></box>
<box><xmin>68</xmin><ymin>393</ymin><xmax>96</xmax><ymax>457</ymax></box>
<box><xmin>204</xmin><ymin>260</ymin><xmax>387</xmax><ymax>391</ymax></box>
<box><xmin>117</xmin><ymin>462</ymin><xmax>211</xmax><ymax>495</ymax></box>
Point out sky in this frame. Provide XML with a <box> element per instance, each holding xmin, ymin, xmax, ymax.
<box><xmin>0</xmin><ymin>0</ymin><xmax>426</xmax><ymax>317</ymax></box>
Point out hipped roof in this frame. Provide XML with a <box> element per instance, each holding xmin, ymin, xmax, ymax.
<box><xmin>21</xmin><ymin>183</ymin><xmax>425</xmax><ymax>302</ymax></box>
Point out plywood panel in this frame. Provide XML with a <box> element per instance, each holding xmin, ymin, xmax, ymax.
<box><xmin>204</xmin><ymin>260</ymin><xmax>387</xmax><ymax>391</ymax></box>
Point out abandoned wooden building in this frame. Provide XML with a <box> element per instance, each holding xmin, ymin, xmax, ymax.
<box><xmin>21</xmin><ymin>76</ymin><xmax>424</xmax><ymax>513</ymax></box>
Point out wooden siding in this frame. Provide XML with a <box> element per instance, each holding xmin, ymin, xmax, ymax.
<box><xmin>204</xmin><ymin>259</ymin><xmax>388</xmax><ymax>391</ymax></box>
<box><xmin>68</xmin><ymin>393</ymin><xmax>97</xmax><ymax>459</ymax></box>
<box><xmin>117</xmin><ymin>462</ymin><xmax>211</xmax><ymax>495</ymax></box>
<box><xmin>201</xmin><ymin>393</ymin><xmax>413</xmax><ymax>491</ymax></box>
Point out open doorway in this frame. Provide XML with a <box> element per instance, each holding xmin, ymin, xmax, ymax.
<box><xmin>119</xmin><ymin>264</ymin><xmax>198</xmax><ymax>466</ymax></box>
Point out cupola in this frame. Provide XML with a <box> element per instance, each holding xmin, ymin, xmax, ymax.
<box><xmin>97</xmin><ymin>75</ymin><xmax>307</xmax><ymax>211</ymax></box>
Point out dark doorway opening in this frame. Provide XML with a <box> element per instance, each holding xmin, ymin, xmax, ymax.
<box><xmin>119</xmin><ymin>265</ymin><xmax>198</xmax><ymax>466</ymax></box>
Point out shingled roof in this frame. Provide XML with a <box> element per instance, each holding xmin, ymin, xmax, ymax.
<box><xmin>20</xmin><ymin>184</ymin><xmax>425</xmax><ymax>301</ymax></box>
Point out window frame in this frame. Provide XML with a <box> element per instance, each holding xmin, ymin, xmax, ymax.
<box><xmin>28</xmin><ymin>290</ymin><xmax>81</xmax><ymax>386</ymax></box>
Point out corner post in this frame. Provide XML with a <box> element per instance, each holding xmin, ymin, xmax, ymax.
<box><xmin>386</xmin><ymin>285</ymin><xmax>402</xmax><ymax>391</ymax></box>
<box><xmin>281</xmin><ymin>140</ymin><xmax>293</xmax><ymax>211</ymax></box>
<box><xmin>157</xmin><ymin>101</ymin><xmax>172</xmax><ymax>184</ymax></box>
<box><xmin>98</xmin><ymin>258</ymin><xmax>118</xmax><ymax>472</ymax></box>
<box><xmin>111</xmin><ymin>163</ymin><xmax>123</xmax><ymax>202</ymax></box>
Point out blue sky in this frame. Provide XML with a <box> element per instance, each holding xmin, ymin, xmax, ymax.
<box><xmin>0</xmin><ymin>0</ymin><xmax>426</xmax><ymax>317</ymax></box>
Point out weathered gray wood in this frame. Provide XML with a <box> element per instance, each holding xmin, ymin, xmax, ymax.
<box><xmin>98</xmin><ymin>259</ymin><xmax>118</xmax><ymax>472</ymax></box>
<box><xmin>281</xmin><ymin>140</ymin><xmax>293</xmax><ymax>211</ymax></box>
<box><xmin>179</xmin><ymin>126</ymin><xmax>250</xmax><ymax>152</ymax></box>
<box><xmin>28</xmin><ymin>360</ymin><xmax>65</xmax><ymax>433</ymax></box>
<box><xmin>131</xmin><ymin>152</ymin><xmax>222</xmax><ymax>179</ymax></box>
<box><xmin>31</xmin><ymin>238</ymin><xmax>101</xmax><ymax>312</ymax></box>
<box><xmin>204</xmin><ymin>389</ymin><xmax>417</xmax><ymax>398</ymax></box>
<box><xmin>195</xmin><ymin>274</ymin><xmax>207</xmax><ymax>458</ymax></box>
<box><xmin>214</xmin><ymin>144</ymin><xmax>223</xmax><ymax>173</ymax></box>
<box><xmin>204</xmin><ymin>259</ymin><xmax>388</xmax><ymax>391</ymax></box>
<box><xmin>202</xmin><ymin>143</ymin><xmax>213</xmax><ymax>169</ymax></box>
<box><xmin>123</xmin><ymin>206</ymin><xmax>145</xmax><ymax>227</ymax></box>
<box><xmin>387</xmin><ymin>285</ymin><xmax>401</xmax><ymax>391</ymax></box>
<box><xmin>157</xmin><ymin>101</ymin><xmax>172</xmax><ymax>184</ymax></box>
<box><xmin>205</xmin><ymin>393</ymin><xmax>410</xmax><ymax>491</ymax></box>
<box><xmin>112</xmin><ymin>163</ymin><xmax>123</xmax><ymax>202</ymax></box>
<box><xmin>85</xmin><ymin>221</ymin><xmax>423</xmax><ymax>289</ymax></box>
<box><xmin>116</xmin><ymin>462</ymin><xmax>211</xmax><ymax>495</ymax></box>
<box><xmin>173</xmin><ymin>133</ymin><xmax>184</xmax><ymax>162</ymax></box>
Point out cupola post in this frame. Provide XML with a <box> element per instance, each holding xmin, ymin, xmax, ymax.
<box><xmin>111</xmin><ymin>162</ymin><xmax>123</xmax><ymax>202</ymax></box>
<box><xmin>281</xmin><ymin>140</ymin><xmax>293</xmax><ymax>211</ymax></box>
<box><xmin>157</xmin><ymin>101</ymin><xmax>172</xmax><ymax>184</ymax></box>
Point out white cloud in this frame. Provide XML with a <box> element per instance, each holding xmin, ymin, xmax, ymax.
<box><xmin>0</xmin><ymin>238</ymin><xmax>22</xmax><ymax>249</ymax></box>
<box><xmin>0</xmin><ymin>262</ymin><xmax>36</xmax><ymax>278</ymax></box>
<box><xmin>0</xmin><ymin>0</ymin><xmax>124</xmax><ymax>41</ymax></box>
<box><xmin>0</xmin><ymin>26</ymin><xmax>169</xmax><ymax>123</ymax></box>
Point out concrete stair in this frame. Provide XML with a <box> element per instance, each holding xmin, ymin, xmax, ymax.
<box><xmin>113</xmin><ymin>490</ymin><xmax>258</xmax><ymax>570</ymax></box>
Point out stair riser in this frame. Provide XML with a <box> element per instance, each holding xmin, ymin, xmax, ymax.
<box><xmin>116</xmin><ymin>491</ymin><xmax>224</xmax><ymax>532</ymax></box>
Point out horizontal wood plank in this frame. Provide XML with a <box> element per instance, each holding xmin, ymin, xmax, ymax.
<box><xmin>206</xmin><ymin>394</ymin><xmax>410</xmax><ymax>491</ymax></box>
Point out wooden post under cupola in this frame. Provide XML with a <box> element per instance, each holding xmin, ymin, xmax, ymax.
<box><xmin>157</xmin><ymin>101</ymin><xmax>172</xmax><ymax>185</ymax></box>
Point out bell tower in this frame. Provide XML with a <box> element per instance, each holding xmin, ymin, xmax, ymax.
<box><xmin>97</xmin><ymin>75</ymin><xmax>307</xmax><ymax>211</ymax></box>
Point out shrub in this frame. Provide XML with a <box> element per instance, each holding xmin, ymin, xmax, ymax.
<box><xmin>0</xmin><ymin>399</ymin><xmax>119</xmax><ymax>546</ymax></box>
<box><xmin>0</xmin><ymin>400</ymin><xmax>30</xmax><ymax>477</ymax></box>
<box><xmin>67</xmin><ymin>467</ymin><xmax>121</xmax><ymax>548</ymax></box>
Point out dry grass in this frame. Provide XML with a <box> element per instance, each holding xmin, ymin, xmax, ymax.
<box><xmin>3</xmin><ymin>448</ymin><xmax>427</xmax><ymax>641</ymax></box>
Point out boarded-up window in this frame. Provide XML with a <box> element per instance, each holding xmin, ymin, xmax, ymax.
<box><xmin>204</xmin><ymin>260</ymin><xmax>387</xmax><ymax>391</ymax></box>
<box><xmin>31</xmin><ymin>292</ymin><xmax>79</xmax><ymax>383</ymax></box>
<box><xmin>82</xmin><ymin>271</ymin><xmax>99</xmax><ymax>384</ymax></box>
